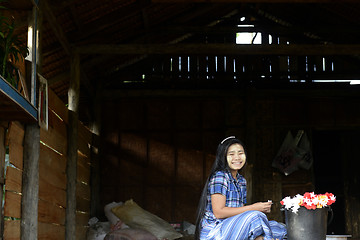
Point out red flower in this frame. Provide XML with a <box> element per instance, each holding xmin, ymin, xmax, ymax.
<box><xmin>281</xmin><ymin>192</ymin><xmax>336</xmax><ymax>213</ymax></box>
<box><xmin>325</xmin><ymin>192</ymin><xmax>336</xmax><ymax>205</ymax></box>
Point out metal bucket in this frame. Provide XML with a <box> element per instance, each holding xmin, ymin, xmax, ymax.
<box><xmin>284</xmin><ymin>207</ymin><xmax>333</xmax><ymax>240</ymax></box>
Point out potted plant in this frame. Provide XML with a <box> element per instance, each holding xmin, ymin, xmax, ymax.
<box><xmin>0</xmin><ymin>1</ymin><xmax>29</xmax><ymax>88</ymax></box>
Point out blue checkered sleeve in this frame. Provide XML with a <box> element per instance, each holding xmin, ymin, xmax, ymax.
<box><xmin>208</xmin><ymin>171</ymin><xmax>228</xmax><ymax>196</ymax></box>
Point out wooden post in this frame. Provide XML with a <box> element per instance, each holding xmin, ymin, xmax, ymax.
<box><xmin>21</xmin><ymin>4</ymin><xmax>40</xmax><ymax>240</ymax></box>
<box><xmin>21</xmin><ymin>123</ymin><xmax>40</xmax><ymax>240</ymax></box>
<box><xmin>66</xmin><ymin>51</ymin><xmax>80</xmax><ymax>240</ymax></box>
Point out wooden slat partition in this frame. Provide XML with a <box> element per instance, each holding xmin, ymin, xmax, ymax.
<box><xmin>38</xmin><ymin>222</ymin><xmax>65</xmax><ymax>240</ymax></box>
<box><xmin>8</xmin><ymin>122</ymin><xmax>24</xmax><ymax>169</ymax></box>
<box><xmin>3</xmin><ymin>88</ymin><xmax>95</xmax><ymax>239</ymax></box>
<box><xmin>76</xmin><ymin>122</ymin><xmax>93</xmax><ymax>239</ymax></box>
<box><xmin>37</xmin><ymin>89</ymin><xmax>68</xmax><ymax>239</ymax></box>
<box><xmin>4</xmin><ymin>220</ymin><xmax>20</xmax><ymax>239</ymax></box>
<box><xmin>0</xmin><ymin>122</ymin><xmax>6</xmax><ymax>240</ymax></box>
<box><xmin>3</xmin><ymin>121</ymin><xmax>24</xmax><ymax>238</ymax></box>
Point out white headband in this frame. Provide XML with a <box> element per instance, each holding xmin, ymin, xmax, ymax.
<box><xmin>221</xmin><ymin>136</ymin><xmax>235</xmax><ymax>144</ymax></box>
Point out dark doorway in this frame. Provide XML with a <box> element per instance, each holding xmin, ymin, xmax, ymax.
<box><xmin>312</xmin><ymin>130</ymin><xmax>346</xmax><ymax>235</ymax></box>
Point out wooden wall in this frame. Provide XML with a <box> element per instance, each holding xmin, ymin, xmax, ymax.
<box><xmin>100</xmin><ymin>89</ymin><xmax>360</xmax><ymax>238</ymax></box>
<box><xmin>1</xmin><ymin>89</ymin><xmax>96</xmax><ymax>239</ymax></box>
<box><xmin>100</xmin><ymin>97</ymin><xmax>229</xmax><ymax>223</ymax></box>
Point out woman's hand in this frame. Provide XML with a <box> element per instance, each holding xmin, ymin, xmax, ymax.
<box><xmin>250</xmin><ymin>202</ymin><xmax>272</xmax><ymax>213</ymax></box>
<box><xmin>211</xmin><ymin>194</ymin><xmax>273</xmax><ymax>219</ymax></box>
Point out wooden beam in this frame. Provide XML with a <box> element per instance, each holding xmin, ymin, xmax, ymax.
<box><xmin>65</xmin><ymin>52</ymin><xmax>80</xmax><ymax>240</ymax></box>
<box><xmin>156</xmin><ymin>25</ymin><xmax>360</xmax><ymax>35</ymax></box>
<box><xmin>101</xmin><ymin>88</ymin><xmax>360</xmax><ymax>99</ymax></box>
<box><xmin>77</xmin><ymin>43</ymin><xmax>360</xmax><ymax>56</ymax></box>
<box><xmin>153</xmin><ymin>0</ymin><xmax>359</xmax><ymax>2</ymax></box>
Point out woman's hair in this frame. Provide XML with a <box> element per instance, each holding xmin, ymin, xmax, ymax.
<box><xmin>194</xmin><ymin>136</ymin><xmax>246</xmax><ymax>239</ymax></box>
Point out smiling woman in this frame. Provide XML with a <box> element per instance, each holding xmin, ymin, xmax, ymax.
<box><xmin>194</xmin><ymin>137</ymin><xmax>287</xmax><ymax>240</ymax></box>
<box><xmin>226</xmin><ymin>143</ymin><xmax>246</xmax><ymax>178</ymax></box>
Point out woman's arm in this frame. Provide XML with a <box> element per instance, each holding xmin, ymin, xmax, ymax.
<box><xmin>211</xmin><ymin>194</ymin><xmax>272</xmax><ymax>219</ymax></box>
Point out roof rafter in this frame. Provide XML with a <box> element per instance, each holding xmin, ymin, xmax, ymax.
<box><xmin>77</xmin><ymin>43</ymin><xmax>360</xmax><ymax>55</ymax></box>
<box><xmin>41</xmin><ymin>0</ymin><xmax>94</xmax><ymax>96</ymax></box>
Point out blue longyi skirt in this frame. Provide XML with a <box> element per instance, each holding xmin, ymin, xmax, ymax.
<box><xmin>200</xmin><ymin>211</ymin><xmax>287</xmax><ymax>240</ymax></box>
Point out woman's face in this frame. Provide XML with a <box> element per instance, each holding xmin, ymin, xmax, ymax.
<box><xmin>226</xmin><ymin>143</ymin><xmax>246</xmax><ymax>174</ymax></box>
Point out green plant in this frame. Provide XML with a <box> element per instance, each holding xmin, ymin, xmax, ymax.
<box><xmin>0</xmin><ymin>1</ymin><xmax>29</xmax><ymax>88</ymax></box>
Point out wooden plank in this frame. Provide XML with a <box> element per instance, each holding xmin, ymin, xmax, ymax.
<box><xmin>77</xmin><ymin>43</ymin><xmax>360</xmax><ymax>55</ymax></box>
<box><xmin>75</xmin><ymin>225</ymin><xmax>88</xmax><ymax>240</ymax></box>
<box><xmin>4</xmin><ymin>166</ymin><xmax>22</xmax><ymax>193</ymax></box>
<box><xmin>78</xmin><ymin>154</ymin><xmax>90</xmax><ymax>169</ymax></box>
<box><xmin>148</xmin><ymin>135</ymin><xmax>175</xmax><ymax>185</ymax></box>
<box><xmin>76</xmin><ymin>195</ymin><xmax>90</xmax><ymax>213</ymax></box>
<box><xmin>8</xmin><ymin>141</ymin><xmax>23</xmax><ymax>170</ymax></box>
<box><xmin>38</xmin><ymin>222</ymin><xmax>65</xmax><ymax>240</ymax></box>
<box><xmin>8</xmin><ymin>122</ymin><xmax>24</xmax><ymax>146</ymax></box>
<box><xmin>4</xmin><ymin>191</ymin><xmax>21</xmax><ymax>218</ymax></box>
<box><xmin>0</xmin><ymin>125</ymin><xmax>5</xmax><ymax>182</ymax></box>
<box><xmin>39</xmin><ymin>143</ymin><xmax>66</xmax><ymax>174</ymax></box>
<box><xmin>39</xmin><ymin>177</ymin><xmax>67</xmax><ymax>208</ymax></box>
<box><xmin>78</xmin><ymin>135</ymin><xmax>90</xmax><ymax>158</ymax></box>
<box><xmin>38</xmin><ymin>199</ymin><xmax>66</xmax><ymax>225</ymax></box>
<box><xmin>4</xmin><ymin>220</ymin><xmax>20</xmax><ymax>240</ymax></box>
<box><xmin>77</xmin><ymin>159</ymin><xmax>90</xmax><ymax>185</ymax></box>
<box><xmin>76</xmin><ymin>211</ymin><xmax>90</xmax><ymax>227</ymax></box>
<box><xmin>0</xmin><ymin>125</ymin><xmax>5</xmax><ymax>236</ymax></box>
<box><xmin>48</xmin><ymin>105</ymin><xmax>67</xmax><ymax>138</ymax></box>
<box><xmin>146</xmin><ymin>187</ymin><xmax>172</xmax><ymax>221</ymax></box>
<box><xmin>174</xmin><ymin>186</ymin><xmax>202</xmax><ymax>222</ymax></box>
<box><xmin>40</xmin><ymin>121</ymin><xmax>67</xmax><ymax>156</ymax></box>
<box><xmin>39</xmin><ymin>156</ymin><xmax>66</xmax><ymax>190</ymax></box>
<box><xmin>48</xmin><ymin>88</ymin><xmax>68</xmax><ymax>123</ymax></box>
<box><xmin>177</xmin><ymin>143</ymin><xmax>203</xmax><ymax>187</ymax></box>
<box><xmin>76</xmin><ymin>181</ymin><xmax>90</xmax><ymax>200</ymax></box>
<box><xmin>78</xmin><ymin>122</ymin><xmax>92</xmax><ymax>145</ymax></box>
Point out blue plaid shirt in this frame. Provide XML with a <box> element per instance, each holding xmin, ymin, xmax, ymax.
<box><xmin>202</xmin><ymin>170</ymin><xmax>247</xmax><ymax>226</ymax></box>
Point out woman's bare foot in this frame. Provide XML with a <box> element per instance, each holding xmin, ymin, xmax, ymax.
<box><xmin>255</xmin><ymin>236</ymin><xmax>264</xmax><ymax>240</ymax></box>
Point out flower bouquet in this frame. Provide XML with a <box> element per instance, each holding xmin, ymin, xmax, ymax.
<box><xmin>281</xmin><ymin>192</ymin><xmax>336</xmax><ymax>213</ymax></box>
<box><xmin>281</xmin><ymin>192</ymin><xmax>336</xmax><ymax>240</ymax></box>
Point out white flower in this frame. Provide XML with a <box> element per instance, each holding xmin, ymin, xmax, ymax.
<box><xmin>281</xmin><ymin>192</ymin><xmax>336</xmax><ymax>213</ymax></box>
<box><xmin>281</xmin><ymin>194</ymin><xmax>302</xmax><ymax>213</ymax></box>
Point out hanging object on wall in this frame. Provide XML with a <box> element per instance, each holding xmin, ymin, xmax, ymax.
<box><xmin>38</xmin><ymin>73</ymin><xmax>48</xmax><ymax>130</ymax></box>
<box><xmin>272</xmin><ymin>130</ymin><xmax>313</xmax><ymax>176</ymax></box>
